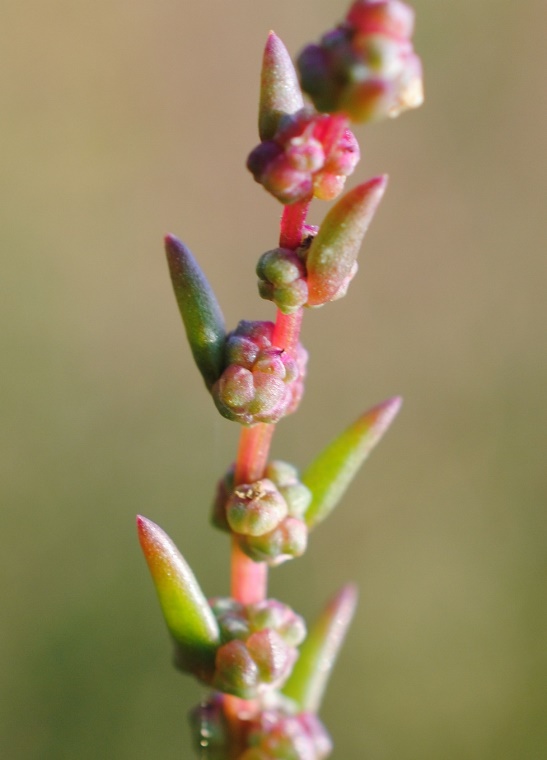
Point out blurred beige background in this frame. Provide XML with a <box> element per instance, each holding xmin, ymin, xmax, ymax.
<box><xmin>1</xmin><ymin>1</ymin><xmax>546</xmax><ymax>758</ymax></box>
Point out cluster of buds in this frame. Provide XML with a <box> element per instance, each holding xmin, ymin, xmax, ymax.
<box><xmin>297</xmin><ymin>0</ymin><xmax>423</xmax><ymax>122</ymax></box>
<box><xmin>189</xmin><ymin>697</ymin><xmax>332</xmax><ymax>760</ymax></box>
<box><xmin>212</xmin><ymin>460</ymin><xmax>312</xmax><ymax>566</ymax></box>
<box><xmin>256</xmin><ymin>245</ymin><xmax>310</xmax><ymax>315</ymax></box>
<box><xmin>208</xmin><ymin>598</ymin><xmax>306</xmax><ymax>699</ymax></box>
<box><xmin>212</xmin><ymin>320</ymin><xmax>307</xmax><ymax>426</ymax></box>
<box><xmin>138</xmin><ymin>0</ymin><xmax>422</xmax><ymax>756</ymax></box>
<box><xmin>256</xmin><ymin>176</ymin><xmax>387</xmax><ymax>311</ymax></box>
<box><xmin>241</xmin><ymin>707</ymin><xmax>332</xmax><ymax>760</ymax></box>
<box><xmin>247</xmin><ymin>108</ymin><xmax>360</xmax><ymax>205</ymax></box>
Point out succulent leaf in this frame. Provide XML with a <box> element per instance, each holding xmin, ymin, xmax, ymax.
<box><xmin>259</xmin><ymin>32</ymin><xmax>304</xmax><ymax>141</ymax></box>
<box><xmin>165</xmin><ymin>234</ymin><xmax>226</xmax><ymax>390</ymax></box>
<box><xmin>305</xmin><ymin>176</ymin><xmax>388</xmax><ymax>306</ymax></box>
<box><xmin>282</xmin><ymin>584</ymin><xmax>358</xmax><ymax>712</ymax></box>
<box><xmin>137</xmin><ymin>515</ymin><xmax>220</xmax><ymax>675</ymax></box>
<box><xmin>303</xmin><ymin>396</ymin><xmax>402</xmax><ymax>529</ymax></box>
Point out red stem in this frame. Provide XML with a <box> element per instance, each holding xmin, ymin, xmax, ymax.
<box><xmin>230</xmin><ymin>201</ymin><xmax>309</xmax><ymax>607</ymax></box>
<box><xmin>234</xmin><ymin>423</ymin><xmax>274</xmax><ymax>485</ymax></box>
<box><xmin>279</xmin><ymin>200</ymin><xmax>311</xmax><ymax>250</ymax></box>
<box><xmin>231</xmin><ymin>424</ymin><xmax>273</xmax><ymax>605</ymax></box>
<box><xmin>272</xmin><ymin>308</ymin><xmax>303</xmax><ymax>356</ymax></box>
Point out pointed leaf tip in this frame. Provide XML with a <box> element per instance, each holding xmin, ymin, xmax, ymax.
<box><xmin>283</xmin><ymin>583</ymin><xmax>358</xmax><ymax>712</ymax></box>
<box><xmin>164</xmin><ymin>234</ymin><xmax>226</xmax><ymax>390</ymax></box>
<box><xmin>259</xmin><ymin>32</ymin><xmax>304</xmax><ymax>141</ymax></box>
<box><xmin>306</xmin><ymin>175</ymin><xmax>389</xmax><ymax>306</ymax></box>
<box><xmin>137</xmin><ymin>515</ymin><xmax>219</xmax><ymax>672</ymax></box>
<box><xmin>303</xmin><ymin>396</ymin><xmax>402</xmax><ymax>529</ymax></box>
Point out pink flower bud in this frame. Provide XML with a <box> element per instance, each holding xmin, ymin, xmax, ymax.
<box><xmin>297</xmin><ymin>0</ymin><xmax>423</xmax><ymax>123</ymax></box>
<box><xmin>246</xmin><ymin>629</ymin><xmax>296</xmax><ymax>684</ymax></box>
<box><xmin>347</xmin><ymin>0</ymin><xmax>415</xmax><ymax>41</ymax></box>
<box><xmin>214</xmin><ymin>639</ymin><xmax>260</xmax><ymax>699</ymax></box>
<box><xmin>242</xmin><ymin>708</ymin><xmax>332</xmax><ymax>760</ymax></box>
<box><xmin>247</xmin><ymin>108</ymin><xmax>360</xmax><ymax>205</ymax></box>
<box><xmin>212</xmin><ymin>321</ymin><xmax>307</xmax><ymax>425</ymax></box>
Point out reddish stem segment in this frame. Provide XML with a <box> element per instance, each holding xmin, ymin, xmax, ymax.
<box><xmin>234</xmin><ymin>423</ymin><xmax>275</xmax><ymax>485</ymax></box>
<box><xmin>272</xmin><ymin>308</ymin><xmax>303</xmax><ymax>355</ymax></box>
<box><xmin>279</xmin><ymin>200</ymin><xmax>311</xmax><ymax>250</ymax></box>
<box><xmin>231</xmin><ymin>537</ymin><xmax>268</xmax><ymax>605</ymax></box>
<box><xmin>230</xmin><ymin>202</ymin><xmax>309</xmax><ymax>608</ymax></box>
<box><xmin>231</xmin><ymin>423</ymin><xmax>273</xmax><ymax>605</ymax></box>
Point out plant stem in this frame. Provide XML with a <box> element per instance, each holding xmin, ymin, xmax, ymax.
<box><xmin>230</xmin><ymin>200</ymin><xmax>310</xmax><ymax>607</ymax></box>
<box><xmin>279</xmin><ymin>200</ymin><xmax>310</xmax><ymax>250</ymax></box>
<box><xmin>272</xmin><ymin>308</ymin><xmax>303</xmax><ymax>355</ymax></box>
<box><xmin>231</xmin><ymin>424</ymin><xmax>273</xmax><ymax>605</ymax></box>
<box><xmin>234</xmin><ymin>423</ymin><xmax>274</xmax><ymax>485</ymax></box>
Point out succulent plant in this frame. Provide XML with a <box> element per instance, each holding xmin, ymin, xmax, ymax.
<box><xmin>137</xmin><ymin>2</ymin><xmax>423</xmax><ymax>756</ymax></box>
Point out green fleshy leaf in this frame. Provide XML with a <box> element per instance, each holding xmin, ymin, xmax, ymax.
<box><xmin>303</xmin><ymin>397</ymin><xmax>402</xmax><ymax>529</ymax></box>
<box><xmin>306</xmin><ymin>176</ymin><xmax>388</xmax><ymax>306</ymax></box>
<box><xmin>137</xmin><ymin>515</ymin><xmax>220</xmax><ymax>676</ymax></box>
<box><xmin>259</xmin><ymin>32</ymin><xmax>304</xmax><ymax>141</ymax></box>
<box><xmin>165</xmin><ymin>234</ymin><xmax>226</xmax><ymax>390</ymax></box>
<box><xmin>282</xmin><ymin>584</ymin><xmax>358</xmax><ymax>712</ymax></box>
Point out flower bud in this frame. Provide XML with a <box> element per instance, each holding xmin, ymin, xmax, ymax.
<box><xmin>240</xmin><ymin>516</ymin><xmax>308</xmax><ymax>566</ymax></box>
<box><xmin>207</xmin><ymin>597</ymin><xmax>306</xmax><ymax>699</ymax></box>
<box><xmin>248</xmin><ymin>599</ymin><xmax>307</xmax><ymax>647</ymax></box>
<box><xmin>247</xmin><ymin>108</ymin><xmax>360</xmax><ymax>205</ymax></box>
<box><xmin>242</xmin><ymin>708</ymin><xmax>332</xmax><ymax>760</ymax></box>
<box><xmin>347</xmin><ymin>0</ymin><xmax>415</xmax><ymax>40</ymax></box>
<box><xmin>214</xmin><ymin>639</ymin><xmax>260</xmax><ymax>699</ymax></box>
<box><xmin>256</xmin><ymin>248</ymin><xmax>309</xmax><ymax>315</ymax></box>
<box><xmin>226</xmin><ymin>479</ymin><xmax>288</xmax><ymax>536</ymax></box>
<box><xmin>297</xmin><ymin>0</ymin><xmax>423</xmax><ymax>123</ymax></box>
<box><xmin>212</xmin><ymin>320</ymin><xmax>307</xmax><ymax>426</ymax></box>
<box><xmin>246</xmin><ymin>629</ymin><xmax>296</xmax><ymax>685</ymax></box>
<box><xmin>264</xmin><ymin>460</ymin><xmax>312</xmax><ymax>519</ymax></box>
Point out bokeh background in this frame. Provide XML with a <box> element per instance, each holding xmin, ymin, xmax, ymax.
<box><xmin>2</xmin><ymin>1</ymin><xmax>546</xmax><ymax>758</ymax></box>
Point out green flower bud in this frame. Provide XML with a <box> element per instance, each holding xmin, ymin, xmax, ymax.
<box><xmin>226</xmin><ymin>479</ymin><xmax>288</xmax><ymax>537</ymax></box>
<box><xmin>240</xmin><ymin>516</ymin><xmax>308</xmax><ymax>566</ymax></box>
<box><xmin>246</xmin><ymin>629</ymin><xmax>296</xmax><ymax>685</ymax></box>
<box><xmin>264</xmin><ymin>461</ymin><xmax>312</xmax><ymax>519</ymax></box>
<box><xmin>213</xmin><ymin>639</ymin><xmax>260</xmax><ymax>699</ymax></box>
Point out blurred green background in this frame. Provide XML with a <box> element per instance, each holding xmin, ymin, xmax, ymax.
<box><xmin>1</xmin><ymin>1</ymin><xmax>546</xmax><ymax>758</ymax></box>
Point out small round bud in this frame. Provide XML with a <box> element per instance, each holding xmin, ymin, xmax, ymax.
<box><xmin>256</xmin><ymin>248</ymin><xmax>309</xmax><ymax>315</ymax></box>
<box><xmin>246</xmin><ymin>629</ymin><xmax>296</xmax><ymax>685</ymax></box>
<box><xmin>214</xmin><ymin>639</ymin><xmax>260</xmax><ymax>699</ymax></box>
<box><xmin>226</xmin><ymin>479</ymin><xmax>288</xmax><ymax>537</ymax></box>
<box><xmin>225</xmin><ymin>336</ymin><xmax>260</xmax><ymax>369</ymax></box>
<box><xmin>264</xmin><ymin>460</ymin><xmax>312</xmax><ymax>519</ymax></box>
<box><xmin>240</xmin><ymin>516</ymin><xmax>308</xmax><ymax>566</ymax></box>
<box><xmin>217</xmin><ymin>365</ymin><xmax>255</xmax><ymax>410</ymax></box>
<box><xmin>247</xmin><ymin>600</ymin><xmax>307</xmax><ymax>647</ymax></box>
